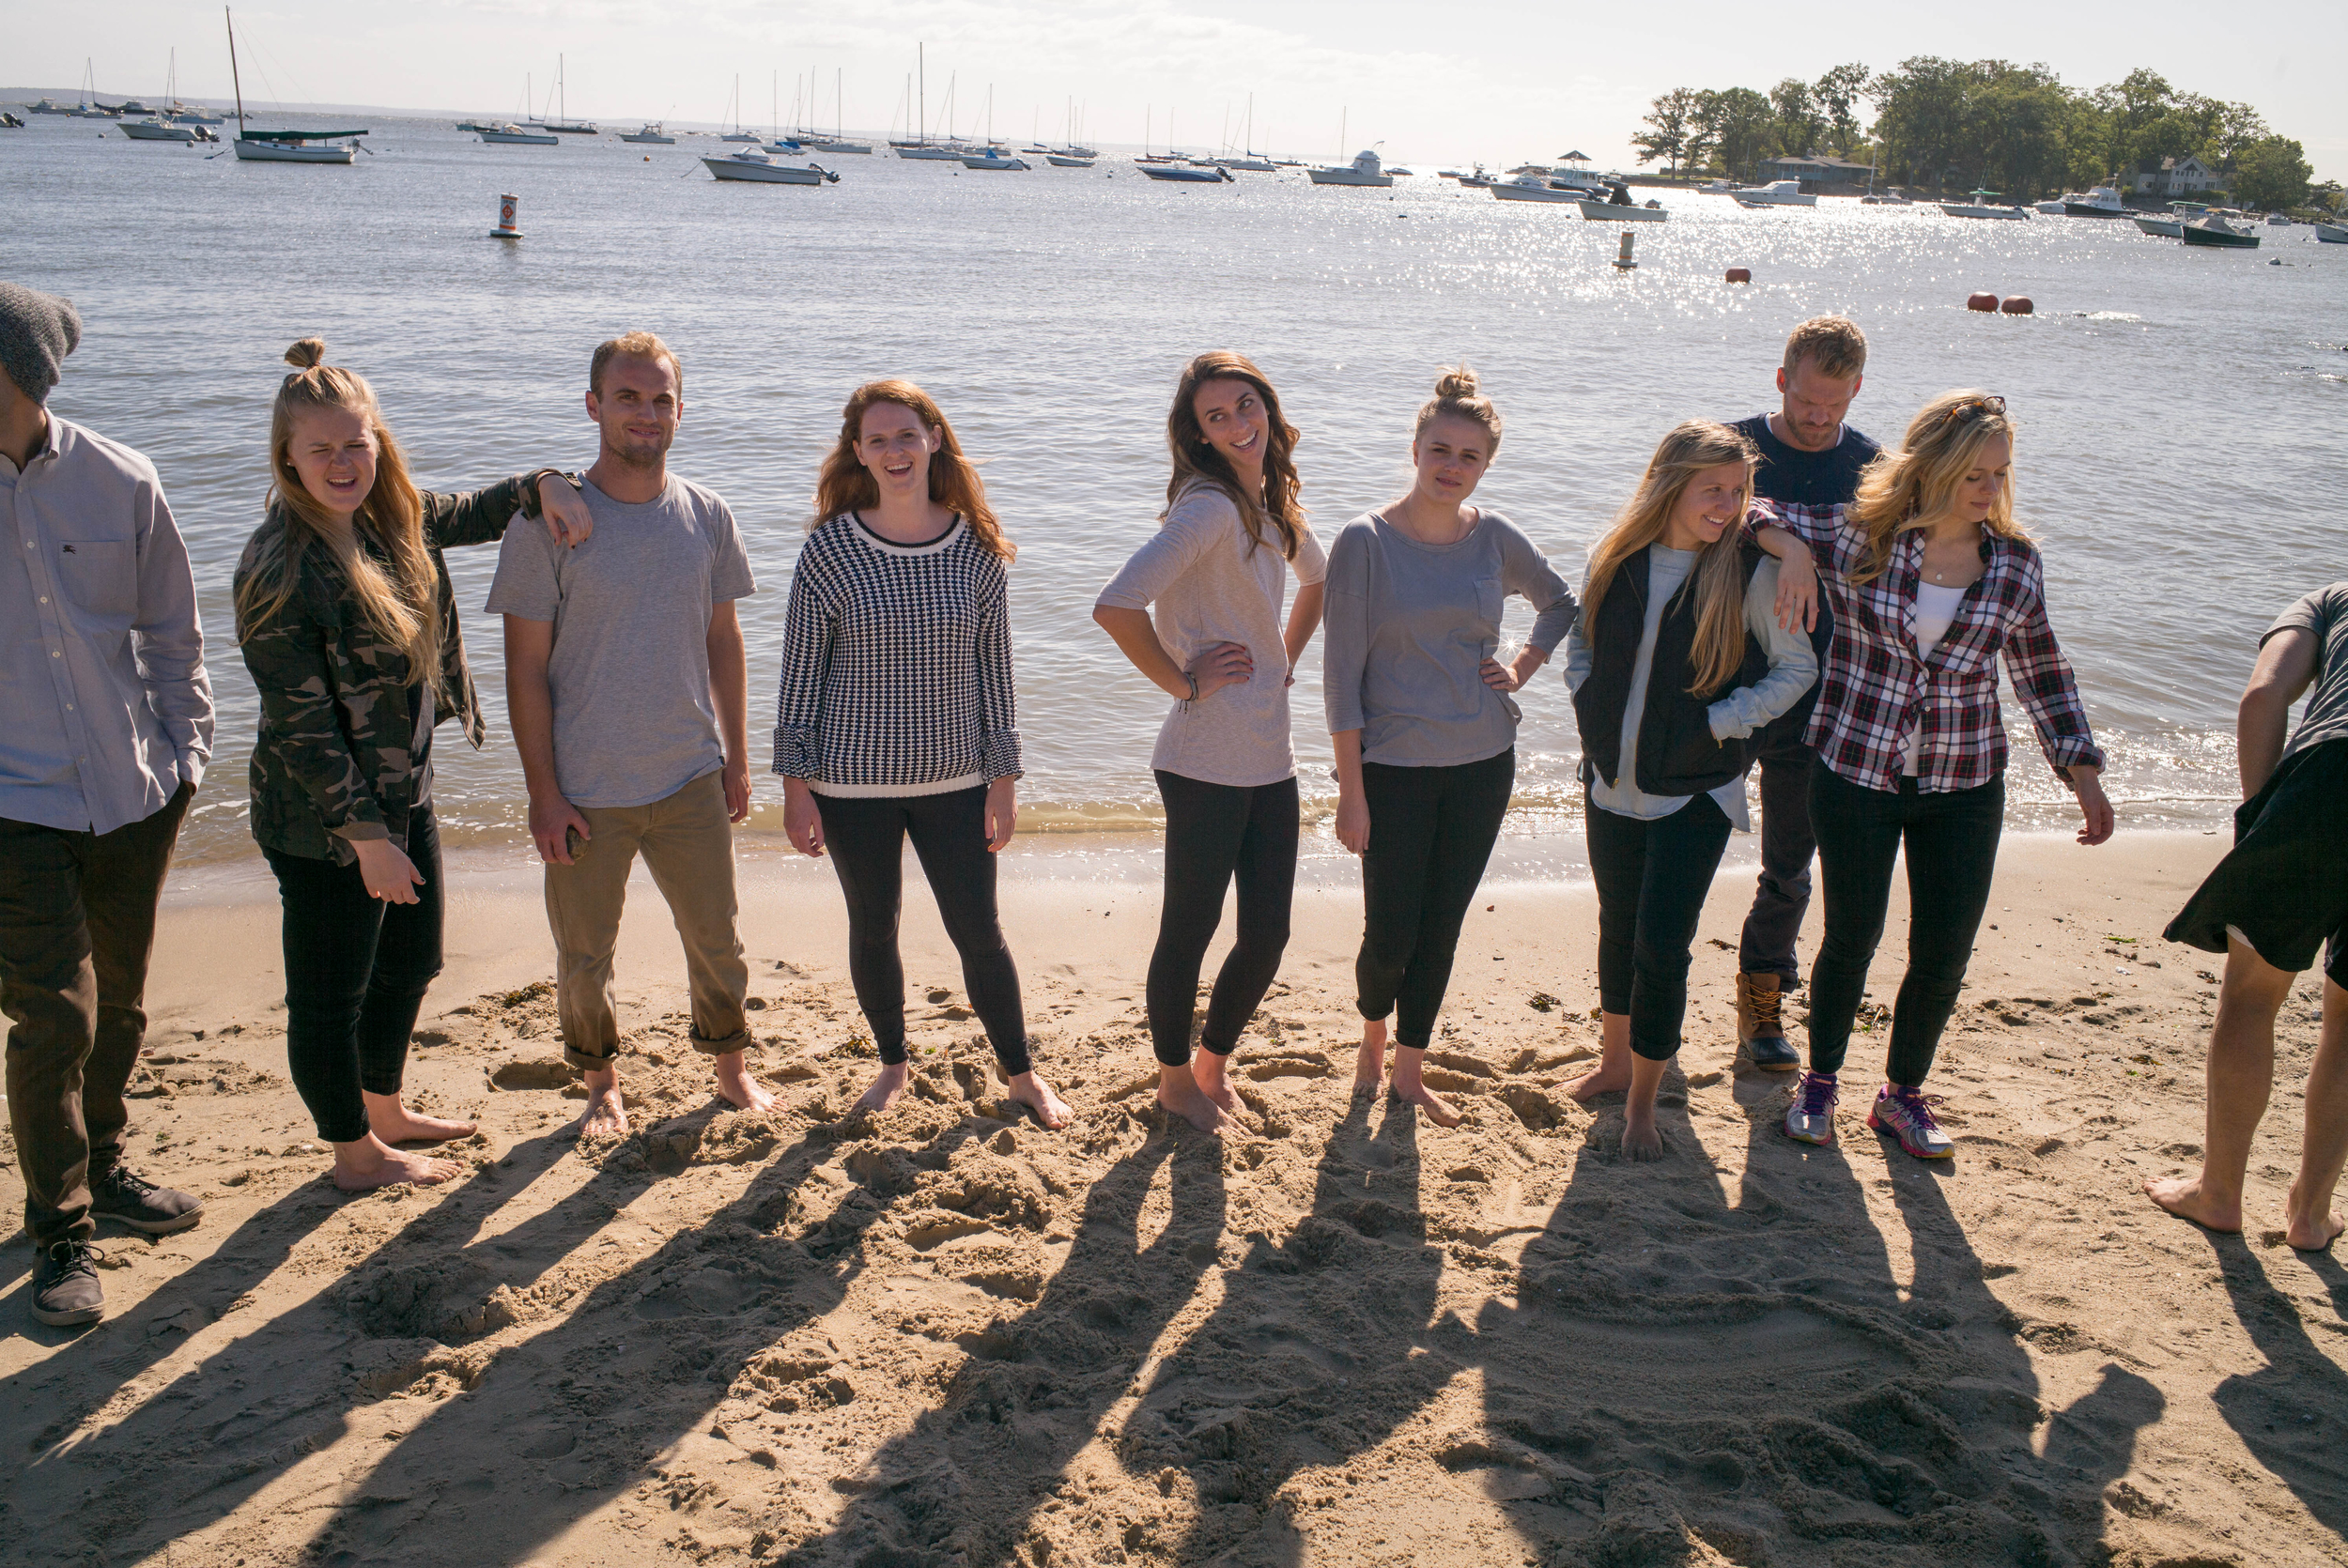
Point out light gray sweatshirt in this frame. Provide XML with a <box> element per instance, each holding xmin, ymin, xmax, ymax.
<box><xmin>1322</xmin><ymin>509</ymin><xmax>1576</xmax><ymax>767</ymax></box>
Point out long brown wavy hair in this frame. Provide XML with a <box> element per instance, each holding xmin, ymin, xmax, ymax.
<box><xmin>235</xmin><ymin>339</ymin><xmax>440</xmax><ymax>683</ymax></box>
<box><xmin>1164</xmin><ymin>350</ymin><xmax>1305</xmax><ymax>560</ymax></box>
<box><xmin>1582</xmin><ymin>420</ymin><xmax>1759</xmax><ymax>696</ymax></box>
<box><xmin>1847</xmin><ymin>390</ymin><xmax>2026</xmax><ymax>585</ymax></box>
<box><xmin>813</xmin><ymin>379</ymin><xmax>1012</xmax><ymax>561</ymax></box>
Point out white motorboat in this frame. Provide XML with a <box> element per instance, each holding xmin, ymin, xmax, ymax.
<box><xmin>2179</xmin><ymin>213</ymin><xmax>2259</xmax><ymax>249</ymax></box>
<box><xmin>235</xmin><ymin>131</ymin><xmax>362</xmax><ymax>162</ymax></box>
<box><xmin>1491</xmin><ymin>171</ymin><xmax>1576</xmax><ymax>203</ymax></box>
<box><xmin>1308</xmin><ymin>148</ymin><xmax>1393</xmax><ymax>187</ymax></box>
<box><xmin>2133</xmin><ymin>214</ymin><xmax>2185</xmax><ymax>237</ymax></box>
<box><xmin>1732</xmin><ymin>180</ymin><xmax>1817</xmax><ymax>208</ymax></box>
<box><xmin>2313</xmin><ymin>222</ymin><xmax>2347</xmax><ymax>244</ymax></box>
<box><xmin>2265</xmin><ymin>212</ymin><xmax>2294</xmax><ymax>226</ymax></box>
<box><xmin>1578</xmin><ymin>199</ymin><xmax>1666</xmax><ymax>222</ymax></box>
<box><xmin>1695</xmin><ymin>178</ymin><xmax>1738</xmax><ymax>193</ymax></box>
<box><xmin>960</xmin><ymin>147</ymin><xmax>1028</xmax><ymax>170</ymax></box>
<box><xmin>1141</xmin><ymin>161</ymin><xmax>1230</xmax><ymax>183</ymax></box>
<box><xmin>703</xmin><ymin>148</ymin><xmax>826</xmax><ymax>184</ymax></box>
<box><xmin>1939</xmin><ymin>190</ymin><xmax>2029</xmax><ymax>219</ymax></box>
<box><xmin>164</xmin><ymin>103</ymin><xmax>224</xmax><ymax>125</ymax></box>
<box><xmin>24</xmin><ymin>98</ymin><xmax>72</xmax><ymax>115</ymax></box>
<box><xmin>2034</xmin><ymin>200</ymin><xmax>2066</xmax><ymax>215</ymax></box>
<box><xmin>619</xmin><ymin>123</ymin><xmax>674</xmax><ymax>144</ymax></box>
<box><xmin>1045</xmin><ymin>152</ymin><xmax>1095</xmax><ymax>168</ymax></box>
<box><xmin>1217</xmin><ymin>155</ymin><xmax>1276</xmax><ymax>172</ymax></box>
<box><xmin>2062</xmin><ymin>184</ymin><xmax>2129</xmax><ymax>218</ymax></box>
<box><xmin>119</xmin><ymin>117</ymin><xmax>204</xmax><ymax>142</ymax></box>
<box><xmin>478</xmin><ymin>122</ymin><xmax>559</xmax><ymax>145</ymax></box>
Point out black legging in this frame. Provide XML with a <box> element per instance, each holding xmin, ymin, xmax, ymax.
<box><xmin>1357</xmin><ymin>749</ymin><xmax>1515</xmax><ymax>1049</ymax></box>
<box><xmin>1805</xmin><ymin>763</ymin><xmax>2003</xmax><ymax>1086</ymax></box>
<box><xmin>1146</xmin><ymin>772</ymin><xmax>1299</xmax><ymax>1067</ymax></box>
<box><xmin>1587</xmin><ymin>792</ymin><xmax>1735</xmax><ymax>1061</ymax></box>
<box><xmin>262</xmin><ymin>804</ymin><xmax>444</xmax><ymax>1144</ymax></box>
<box><xmin>815</xmin><ymin>786</ymin><xmax>1032</xmax><ymax>1076</ymax></box>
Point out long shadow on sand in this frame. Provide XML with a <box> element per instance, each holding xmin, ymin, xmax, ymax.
<box><xmin>778</xmin><ymin>1128</ymin><xmax>1229</xmax><ymax>1566</ymax></box>
<box><xmin>0</xmin><ymin>1112</ymin><xmax>865</xmax><ymax>1565</ymax></box>
<box><xmin>1467</xmin><ymin>1065</ymin><xmax>2164</xmax><ymax>1565</ymax></box>
<box><xmin>2209</xmin><ymin>1237</ymin><xmax>2348</xmax><ymax>1537</ymax></box>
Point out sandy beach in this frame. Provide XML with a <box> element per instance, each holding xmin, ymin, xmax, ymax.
<box><xmin>3</xmin><ymin>828</ymin><xmax>2343</xmax><ymax>1567</ymax></box>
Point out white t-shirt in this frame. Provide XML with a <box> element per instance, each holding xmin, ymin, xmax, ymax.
<box><xmin>1902</xmin><ymin>581</ymin><xmax>1970</xmax><ymax>777</ymax></box>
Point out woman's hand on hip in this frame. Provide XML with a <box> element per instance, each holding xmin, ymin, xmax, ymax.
<box><xmin>2070</xmin><ymin>765</ymin><xmax>2115</xmax><ymax>847</ymax></box>
<box><xmin>352</xmin><ymin>837</ymin><xmax>425</xmax><ymax>904</ymax></box>
<box><xmin>1188</xmin><ymin>641</ymin><xmax>1255</xmax><ymax>699</ymax></box>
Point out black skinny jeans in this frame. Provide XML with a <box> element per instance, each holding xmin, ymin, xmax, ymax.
<box><xmin>1805</xmin><ymin>763</ymin><xmax>2004</xmax><ymax>1086</ymax></box>
<box><xmin>1147</xmin><ymin>772</ymin><xmax>1299</xmax><ymax>1067</ymax></box>
<box><xmin>1587</xmin><ymin>792</ymin><xmax>1735</xmax><ymax>1062</ymax></box>
<box><xmin>1357</xmin><ymin>748</ymin><xmax>1514</xmax><ymax>1050</ymax></box>
<box><xmin>263</xmin><ymin>804</ymin><xmax>444</xmax><ymax>1145</ymax></box>
<box><xmin>815</xmin><ymin>786</ymin><xmax>1031</xmax><ymax>1076</ymax></box>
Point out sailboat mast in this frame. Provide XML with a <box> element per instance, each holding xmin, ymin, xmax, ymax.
<box><xmin>918</xmin><ymin>44</ymin><xmax>924</xmax><ymax>145</ymax></box>
<box><xmin>224</xmin><ymin>7</ymin><xmax>246</xmax><ymax>132</ymax></box>
<box><xmin>559</xmin><ymin>54</ymin><xmax>564</xmax><ymax>123</ymax></box>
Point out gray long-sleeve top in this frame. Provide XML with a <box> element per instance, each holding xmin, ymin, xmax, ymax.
<box><xmin>1322</xmin><ymin>509</ymin><xmax>1576</xmax><ymax>767</ymax></box>
<box><xmin>1</xmin><ymin>415</ymin><xmax>212</xmax><ymax>835</ymax></box>
<box><xmin>1562</xmin><ymin>544</ymin><xmax>1817</xmax><ymax>830</ymax></box>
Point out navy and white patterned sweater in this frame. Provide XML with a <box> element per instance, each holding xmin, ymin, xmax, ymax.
<box><xmin>771</xmin><ymin>512</ymin><xmax>1022</xmax><ymax>796</ymax></box>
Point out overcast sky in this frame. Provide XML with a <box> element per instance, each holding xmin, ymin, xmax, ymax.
<box><xmin>14</xmin><ymin>0</ymin><xmax>2343</xmax><ymax>177</ymax></box>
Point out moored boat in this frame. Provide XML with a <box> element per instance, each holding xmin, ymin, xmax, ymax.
<box><xmin>1491</xmin><ymin>171</ymin><xmax>1576</xmax><ymax>203</ymax></box>
<box><xmin>703</xmin><ymin>148</ymin><xmax>829</xmax><ymax>184</ymax></box>
<box><xmin>1732</xmin><ymin>180</ymin><xmax>1817</xmax><ymax>207</ymax></box>
<box><xmin>1045</xmin><ymin>152</ymin><xmax>1095</xmax><ymax>168</ymax></box>
<box><xmin>2133</xmin><ymin>214</ymin><xmax>2185</xmax><ymax>237</ymax></box>
<box><xmin>2179</xmin><ymin>213</ymin><xmax>2259</xmax><ymax>248</ymax></box>
<box><xmin>1307</xmin><ymin>148</ymin><xmax>1393</xmax><ymax>187</ymax></box>
<box><xmin>1938</xmin><ymin>190</ymin><xmax>2029</xmax><ymax>219</ymax></box>
<box><xmin>619</xmin><ymin>122</ymin><xmax>674</xmax><ymax>144</ymax></box>
<box><xmin>960</xmin><ymin>147</ymin><xmax>1029</xmax><ymax>170</ymax></box>
<box><xmin>119</xmin><ymin>117</ymin><xmax>205</xmax><ymax>142</ymax></box>
<box><xmin>1141</xmin><ymin>161</ymin><xmax>1229</xmax><ymax>182</ymax></box>
<box><xmin>1577</xmin><ymin>198</ymin><xmax>1666</xmax><ymax>222</ymax></box>
<box><xmin>2062</xmin><ymin>183</ymin><xmax>2129</xmax><ymax>217</ymax></box>
<box><xmin>2313</xmin><ymin>222</ymin><xmax>2347</xmax><ymax>244</ymax></box>
<box><xmin>478</xmin><ymin>122</ymin><xmax>559</xmax><ymax>145</ymax></box>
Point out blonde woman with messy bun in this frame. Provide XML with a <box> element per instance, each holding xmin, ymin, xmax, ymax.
<box><xmin>1322</xmin><ymin>366</ymin><xmax>1575</xmax><ymax>1126</ymax></box>
<box><xmin>1559</xmin><ymin>422</ymin><xmax>1816</xmax><ymax>1160</ymax></box>
<box><xmin>235</xmin><ymin>338</ymin><xmax>592</xmax><ymax>1192</ymax></box>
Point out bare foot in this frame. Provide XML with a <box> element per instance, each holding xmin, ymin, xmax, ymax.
<box><xmin>1621</xmin><ymin>1108</ymin><xmax>1664</xmax><ymax>1161</ymax></box>
<box><xmin>1389</xmin><ymin>1049</ymin><xmax>1463</xmax><ymax>1129</ymax></box>
<box><xmin>1569</xmin><ymin>1013</ymin><xmax>1636</xmax><ymax>1103</ymax></box>
<box><xmin>852</xmin><ymin>1061</ymin><xmax>910</xmax><ymax>1116</ymax></box>
<box><xmin>1191</xmin><ymin>1049</ymin><xmax>1239</xmax><ymax>1114</ymax></box>
<box><xmin>2285</xmin><ymin>1178</ymin><xmax>2346</xmax><ymax>1251</ymax></box>
<box><xmin>1155</xmin><ymin>1065</ymin><xmax>1225</xmax><ymax>1134</ymax></box>
<box><xmin>712</xmin><ymin>1051</ymin><xmax>776</xmax><ymax>1113</ymax></box>
<box><xmin>363</xmin><ymin>1094</ymin><xmax>478</xmax><ymax>1146</ymax></box>
<box><xmin>1008</xmin><ymin>1070</ymin><xmax>1072</xmax><ymax>1130</ymax></box>
<box><xmin>2143</xmin><ymin>1174</ymin><xmax>2243</xmax><ymax>1233</ymax></box>
<box><xmin>332</xmin><ymin>1132</ymin><xmax>461</xmax><ymax>1192</ymax></box>
<box><xmin>578</xmin><ymin>1068</ymin><xmax>629</xmax><ymax>1138</ymax></box>
<box><xmin>1353</xmin><ymin>1018</ymin><xmax>1389</xmax><ymax>1099</ymax></box>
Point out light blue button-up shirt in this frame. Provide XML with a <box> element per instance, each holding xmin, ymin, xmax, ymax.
<box><xmin>0</xmin><ymin>413</ymin><xmax>213</xmax><ymax>836</ymax></box>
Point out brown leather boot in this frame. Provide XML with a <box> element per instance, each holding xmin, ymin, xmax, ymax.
<box><xmin>1735</xmin><ymin>973</ymin><xmax>1800</xmax><ymax>1070</ymax></box>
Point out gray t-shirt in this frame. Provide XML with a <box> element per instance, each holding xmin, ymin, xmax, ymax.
<box><xmin>2269</xmin><ymin>582</ymin><xmax>2348</xmax><ymax>763</ymax></box>
<box><xmin>1094</xmin><ymin>485</ymin><xmax>1327</xmax><ymax>788</ymax></box>
<box><xmin>1322</xmin><ymin>509</ymin><xmax>1576</xmax><ymax>767</ymax></box>
<box><xmin>485</xmin><ymin>474</ymin><xmax>756</xmax><ymax>809</ymax></box>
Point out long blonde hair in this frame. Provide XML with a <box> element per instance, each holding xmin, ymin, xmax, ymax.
<box><xmin>813</xmin><ymin>379</ymin><xmax>1014</xmax><ymax>561</ymax></box>
<box><xmin>1164</xmin><ymin>350</ymin><xmax>1305</xmax><ymax>560</ymax></box>
<box><xmin>1848</xmin><ymin>390</ymin><xmax>2026</xmax><ymax>585</ymax></box>
<box><xmin>236</xmin><ymin>339</ymin><xmax>440</xmax><ymax>684</ymax></box>
<box><xmin>1583</xmin><ymin>421</ymin><xmax>1759</xmax><ymax>696</ymax></box>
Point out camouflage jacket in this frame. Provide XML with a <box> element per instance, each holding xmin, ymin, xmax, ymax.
<box><xmin>235</xmin><ymin>476</ymin><xmax>534</xmax><ymax>865</ymax></box>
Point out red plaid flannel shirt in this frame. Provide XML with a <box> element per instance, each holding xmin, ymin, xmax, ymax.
<box><xmin>1751</xmin><ymin>501</ymin><xmax>2103</xmax><ymax>794</ymax></box>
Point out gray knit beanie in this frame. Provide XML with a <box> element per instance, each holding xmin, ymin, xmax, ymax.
<box><xmin>0</xmin><ymin>284</ymin><xmax>82</xmax><ymax>405</ymax></box>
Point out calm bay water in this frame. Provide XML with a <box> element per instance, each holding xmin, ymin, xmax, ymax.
<box><xmin>7</xmin><ymin>117</ymin><xmax>2344</xmax><ymax>881</ymax></box>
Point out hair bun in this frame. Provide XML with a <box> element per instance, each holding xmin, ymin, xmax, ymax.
<box><xmin>284</xmin><ymin>337</ymin><xmax>326</xmax><ymax>371</ymax></box>
<box><xmin>1433</xmin><ymin>364</ymin><xmax>1480</xmax><ymax>399</ymax></box>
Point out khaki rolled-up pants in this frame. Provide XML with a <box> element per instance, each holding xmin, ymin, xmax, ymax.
<box><xmin>545</xmin><ymin>770</ymin><xmax>749</xmax><ymax>1071</ymax></box>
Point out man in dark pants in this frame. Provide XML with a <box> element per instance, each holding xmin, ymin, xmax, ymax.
<box><xmin>1727</xmin><ymin>315</ymin><xmax>1877</xmax><ymax>1070</ymax></box>
<box><xmin>0</xmin><ymin>284</ymin><xmax>214</xmax><ymax>1327</ymax></box>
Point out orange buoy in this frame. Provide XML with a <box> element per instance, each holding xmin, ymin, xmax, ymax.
<box><xmin>1725</xmin><ymin>268</ymin><xmax>1752</xmax><ymax>284</ymax></box>
<box><xmin>1966</xmin><ymin>292</ymin><xmax>1999</xmax><ymax>312</ymax></box>
<box><xmin>2000</xmin><ymin>296</ymin><xmax>2034</xmax><ymax>315</ymax></box>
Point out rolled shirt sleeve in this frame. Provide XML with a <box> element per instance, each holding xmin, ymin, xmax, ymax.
<box><xmin>1707</xmin><ymin>557</ymin><xmax>1819</xmax><ymax>740</ymax></box>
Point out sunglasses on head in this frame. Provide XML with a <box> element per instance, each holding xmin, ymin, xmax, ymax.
<box><xmin>1937</xmin><ymin>394</ymin><xmax>2006</xmax><ymax>427</ymax></box>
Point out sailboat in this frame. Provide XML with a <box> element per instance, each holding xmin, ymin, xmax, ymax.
<box><xmin>121</xmin><ymin>54</ymin><xmax>212</xmax><ymax>142</ymax></box>
<box><xmin>536</xmin><ymin>55</ymin><xmax>597</xmax><ymax>133</ymax></box>
<box><xmin>1213</xmin><ymin>94</ymin><xmax>1274</xmax><ymax>171</ymax></box>
<box><xmin>225</xmin><ymin>8</ymin><xmax>366</xmax><ymax>162</ymax></box>
<box><xmin>718</xmin><ymin>76</ymin><xmax>761</xmax><ymax>141</ymax></box>
<box><xmin>896</xmin><ymin>48</ymin><xmax>965</xmax><ymax>159</ymax></box>
<box><xmin>802</xmin><ymin>69</ymin><xmax>872</xmax><ymax>154</ymax></box>
<box><xmin>960</xmin><ymin>86</ymin><xmax>1028</xmax><ymax>168</ymax></box>
<box><xmin>71</xmin><ymin>61</ymin><xmax>118</xmax><ymax>116</ymax></box>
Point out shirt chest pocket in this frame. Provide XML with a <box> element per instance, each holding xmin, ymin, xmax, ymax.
<box><xmin>55</xmin><ymin>536</ymin><xmax>137</xmax><ymax>620</ymax></box>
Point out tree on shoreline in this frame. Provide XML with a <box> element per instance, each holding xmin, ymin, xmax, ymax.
<box><xmin>1634</xmin><ymin>87</ymin><xmax>1699</xmax><ymax>179</ymax></box>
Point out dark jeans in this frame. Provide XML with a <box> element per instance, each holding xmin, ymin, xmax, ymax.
<box><xmin>1357</xmin><ymin>749</ymin><xmax>1514</xmax><ymax>1050</ymax></box>
<box><xmin>817</xmin><ymin>786</ymin><xmax>1031</xmax><ymax>1076</ymax></box>
<box><xmin>1</xmin><ymin>782</ymin><xmax>192</xmax><ymax>1247</ymax></box>
<box><xmin>1587</xmin><ymin>792</ymin><xmax>1735</xmax><ymax>1062</ymax></box>
<box><xmin>264</xmin><ymin>805</ymin><xmax>445</xmax><ymax>1144</ymax></box>
<box><xmin>1806</xmin><ymin>763</ymin><xmax>2004</xmax><ymax>1086</ymax></box>
<box><xmin>1738</xmin><ymin>734</ymin><xmax>1817</xmax><ymax>984</ymax></box>
<box><xmin>1147</xmin><ymin>772</ymin><xmax>1298</xmax><ymax>1067</ymax></box>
